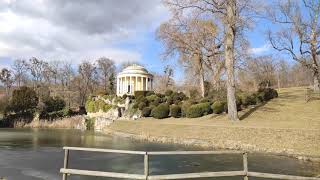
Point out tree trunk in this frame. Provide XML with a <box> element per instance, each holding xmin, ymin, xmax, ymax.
<box><xmin>199</xmin><ymin>68</ymin><xmax>205</xmax><ymax>98</ymax></box>
<box><xmin>225</xmin><ymin>0</ymin><xmax>239</xmax><ymax>121</ymax></box>
<box><xmin>313</xmin><ymin>70</ymin><xmax>320</xmax><ymax>91</ymax></box>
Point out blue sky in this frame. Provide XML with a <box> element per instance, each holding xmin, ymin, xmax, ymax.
<box><xmin>0</xmin><ymin>0</ymin><xmax>292</xmax><ymax>81</ymax></box>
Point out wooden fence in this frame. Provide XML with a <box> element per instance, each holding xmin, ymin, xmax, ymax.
<box><xmin>60</xmin><ymin>146</ymin><xmax>320</xmax><ymax>180</ymax></box>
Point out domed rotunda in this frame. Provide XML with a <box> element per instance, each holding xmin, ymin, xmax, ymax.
<box><xmin>117</xmin><ymin>64</ymin><xmax>153</xmax><ymax>96</ymax></box>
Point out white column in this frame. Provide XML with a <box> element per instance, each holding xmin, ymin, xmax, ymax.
<box><xmin>117</xmin><ymin>77</ymin><xmax>119</xmax><ymax>95</ymax></box>
<box><xmin>129</xmin><ymin>76</ymin><xmax>132</xmax><ymax>94</ymax></box>
<box><xmin>124</xmin><ymin>77</ymin><xmax>127</xmax><ymax>94</ymax></box>
<box><xmin>140</xmin><ymin>76</ymin><xmax>143</xmax><ymax>90</ymax></box>
<box><xmin>145</xmin><ymin>77</ymin><xmax>148</xmax><ymax>91</ymax></box>
<box><xmin>119</xmin><ymin>77</ymin><xmax>122</xmax><ymax>94</ymax></box>
<box><xmin>135</xmin><ymin>76</ymin><xmax>138</xmax><ymax>92</ymax></box>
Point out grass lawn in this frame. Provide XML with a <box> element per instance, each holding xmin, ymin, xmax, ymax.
<box><xmin>108</xmin><ymin>87</ymin><xmax>320</xmax><ymax>157</ymax></box>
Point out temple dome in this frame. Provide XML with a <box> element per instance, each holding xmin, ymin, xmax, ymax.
<box><xmin>118</xmin><ymin>64</ymin><xmax>152</xmax><ymax>76</ymax></box>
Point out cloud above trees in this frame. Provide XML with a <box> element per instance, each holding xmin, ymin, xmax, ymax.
<box><xmin>0</xmin><ymin>0</ymin><xmax>167</xmax><ymax>64</ymax></box>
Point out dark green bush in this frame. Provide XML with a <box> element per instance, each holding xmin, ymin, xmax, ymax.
<box><xmin>241</xmin><ymin>94</ymin><xmax>257</xmax><ymax>107</ymax></box>
<box><xmin>255</xmin><ymin>92</ymin><xmax>265</xmax><ymax>103</ymax></box>
<box><xmin>135</xmin><ymin>91</ymin><xmax>154</xmax><ymax>98</ymax></box>
<box><xmin>151</xmin><ymin>104</ymin><xmax>170</xmax><ymax>119</ymax></box>
<box><xmin>142</xmin><ymin>107</ymin><xmax>152</xmax><ymax>117</ymax></box>
<box><xmin>146</xmin><ymin>94</ymin><xmax>158</xmax><ymax>102</ymax></box>
<box><xmin>43</xmin><ymin>97</ymin><xmax>66</xmax><ymax>113</ymax></box>
<box><xmin>122</xmin><ymin>94</ymin><xmax>128</xmax><ymax>99</ymax></box>
<box><xmin>146</xmin><ymin>91</ymin><xmax>155</xmax><ymax>96</ymax></box>
<box><xmin>62</xmin><ymin>108</ymin><xmax>74</xmax><ymax>117</ymax></box>
<box><xmin>138</xmin><ymin>102</ymin><xmax>147</xmax><ymax>110</ymax></box>
<box><xmin>166</xmin><ymin>96</ymin><xmax>174</xmax><ymax>105</ymax></box>
<box><xmin>211</xmin><ymin>101</ymin><xmax>225</xmax><ymax>114</ymax></box>
<box><xmin>156</xmin><ymin>93</ymin><xmax>165</xmax><ymax>98</ymax></box>
<box><xmin>170</xmin><ymin>105</ymin><xmax>181</xmax><ymax>118</ymax></box>
<box><xmin>149</xmin><ymin>105</ymin><xmax>156</xmax><ymax>111</ymax></box>
<box><xmin>258</xmin><ymin>88</ymin><xmax>278</xmax><ymax>101</ymax></box>
<box><xmin>186</xmin><ymin>102</ymin><xmax>212</xmax><ymax>118</ymax></box>
<box><xmin>150</xmin><ymin>97</ymin><xmax>162</xmax><ymax>107</ymax></box>
<box><xmin>172</xmin><ymin>92</ymin><xmax>188</xmax><ymax>102</ymax></box>
<box><xmin>7</xmin><ymin>86</ymin><xmax>38</xmax><ymax>114</ymax></box>
<box><xmin>165</xmin><ymin>90</ymin><xmax>174</xmax><ymax>96</ymax></box>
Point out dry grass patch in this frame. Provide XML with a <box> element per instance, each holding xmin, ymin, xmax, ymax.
<box><xmin>108</xmin><ymin>87</ymin><xmax>320</xmax><ymax>157</ymax></box>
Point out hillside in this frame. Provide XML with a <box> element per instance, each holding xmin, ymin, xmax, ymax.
<box><xmin>107</xmin><ymin>87</ymin><xmax>320</xmax><ymax>158</ymax></box>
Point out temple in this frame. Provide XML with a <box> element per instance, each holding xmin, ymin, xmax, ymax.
<box><xmin>116</xmin><ymin>64</ymin><xmax>153</xmax><ymax>96</ymax></box>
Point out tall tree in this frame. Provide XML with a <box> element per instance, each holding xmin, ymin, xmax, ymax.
<box><xmin>158</xmin><ymin>18</ymin><xmax>222</xmax><ymax>97</ymax></box>
<box><xmin>96</xmin><ymin>57</ymin><xmax>116</xmax><ymax>92</ymax></box>
<box><xmin>77</xmin><ymin>61</ymin><xmax>97</xmax><ymax>106</ymax></box>
<box><xmin>0</xmin><ymin>68</ymin><xmax>14</xmax><ymax>96</ymax></box>
<box><xmin>12</xmin><ymin>59</ymin><xmax>27</xmax><ymax>88</ymax></box>
<box><xmin>164</xmin><ymin>65</ymin><xmax>174</xmax><ymax>90</ymax></box>
<box><xmin>26</xmin><ymin>57</ymin><xmax>47</xmax><ymax>89</ymax></box>
<box><xmin>268</xmin><ymin>0</ymin><xmax>320</xmax><ymax>91</ymax></box>
<box><xmin>163</xmin><ymin>0</ymin><xmax>258</xmax><ymax>121</ymax></box>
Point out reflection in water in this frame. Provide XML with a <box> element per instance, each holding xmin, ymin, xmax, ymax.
<box><xmin>0</xmin><ymin>128</ymin><xmax>318</xmax><ymax>180</ymax></box>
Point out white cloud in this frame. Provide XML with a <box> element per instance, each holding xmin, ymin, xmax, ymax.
<box><xmin>0</xmin><ymin>0</ymin><xmax>168</xmax><ymax>65</ymax></box>
<box><xmin>249</xmin><ymin>43</ymin><xmax>271</xmax><ymax>55</ymax></box>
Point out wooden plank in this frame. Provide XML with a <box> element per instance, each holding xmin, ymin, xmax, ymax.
<box><xmin>148</xmin><ymin>150</ymin><xmax>243</xmax><ymax>155</ymax></box>
<box><xmin>60</xmin><ymin>168</ymin><xmax>146</xmax><ymax>179</ymax></box>
<box><xmin>243</xmin><ymin>152</ymin><xmax>248</xmax><ymax>180</ymax></box>
<box><xmin>144</xmin><ymin>153</ymin><xmax>149</xmax><ymax>178</ymax></box>
<box><xmin>63</xmin><ymin>147</ymin><xmax>146</xmax><ymax>155</ymax></box>
<box><xmin>62</xmin><ymin>149</ymin><xmax>69</xmax><ymax>180</ymax></box>
<box><xmin>148</xmin><ymin>171</ymin><xmax>246</xmax><ymax>179</ymax></box>
<box><xmin>248</xmin><ymin>172</ymin><xmax>320</xmax><ymax>180</ymax></box>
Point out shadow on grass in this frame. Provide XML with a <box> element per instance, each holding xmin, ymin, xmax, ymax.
<box><xmin>239</xmin><ymin>102</ymin><xmax>267</xmax><ymax>121</ymax></box>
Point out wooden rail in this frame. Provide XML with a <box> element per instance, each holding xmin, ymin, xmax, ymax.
<box><xmin>60</xmin><ymin>146</ymin><xmax>320</xmax><ymax>180</ymax></box>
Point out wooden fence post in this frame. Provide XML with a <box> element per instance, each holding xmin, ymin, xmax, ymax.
<box><xmin>62</xmin><ymin>149</ymin><xmax>69</xmax><ymax>180</ymax></box>
<box><xmin>243</xmin><ymin>152</ymin><xmax>248</xmax><ymax>180</ymax></box>
<box><xmin>144</xmin><ymin>152</ymin><xmax>149</xmax><ymax>180</ymax></box>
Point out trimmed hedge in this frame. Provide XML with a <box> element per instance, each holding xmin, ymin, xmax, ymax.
<box><xmin>142</xmin><ymin>107</ymin><xmax>152</xmax><ymax>117</ymax></box>
<box><xmin>165</xmin><ymin>90</ymin><xmax>174</xmax><ymax>96</ymax></box>
<box><xmin>211</xmin><ymin>101</ymin><xmax>225</xmax><ymax>114</ymax></box>
<box><xmin>151</xmin><ymin>104</ymin><xmax>170</xmax><ymax>119</ymax></box>
<box><xmin>170</xmin><ymin>105</ymin><xmax>181</xmax><ymax>118</ymax></box>
<box><xmin>186</xmin><ymin>102</ymin><xmax>212</xmax><ymax>118</ymax></box>
<box><xmin>138</xmin><ymin>102</ymin><xmax>147</xmax><ymax>110</ymax></box>
<box><xmin>241</xmin><ymin>94</ymin><xmax>257</xmax><ymax>107</ymax></box>
<box><xmin>135</xmin><ymin>91</ymin><xmax>154</xmax><ymax>98</ymax></box>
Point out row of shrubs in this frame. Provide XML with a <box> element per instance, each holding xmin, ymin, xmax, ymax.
<box><xmin>138</xmin><ymin>88</ymin><xmax>278</xmax><ymax>119</ymax></box>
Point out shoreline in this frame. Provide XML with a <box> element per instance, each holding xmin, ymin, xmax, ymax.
<box><xmin>104</xmin><ymin>127</ymin><xmax>320</xmax><ymax>162</ymax></box>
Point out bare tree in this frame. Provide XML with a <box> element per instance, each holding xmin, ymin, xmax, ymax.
<box><xmin>26</xmin><ymin>57</ymin><xmax>47</xmax><ymax>89</ymax></box>
<box><xmin>267</xmin><ymin>0</ymin><xmax>320</xmax><ymax>91</ymax></box>
<box><xmin>239</xmin><ymin>55</ymin><xmax>277</xmax><ymax>90</ymax></box>
<box><xmin>96</xmin><ymin>57</ymin><xmax>116</xmax><ymax>92</ymax></box>
<box><xmin>0</xmin><ymin>68</ymin><xmax>14</xmax><ymax>96</ymax></box>
<box><xmin>163</xmin><ymin>0</ymin><xmax>259</xmax><ymax>121</ymax></box>
<box><xmin>58</xmin><ymin>62</ymin><xmax>74</xmax><ymax>107</ymax></box>
<box><xmin>77</xmin><ymin>61</ymin><xmax>97</xmax><ymax>106</ymax></box>
<box><xmin>158</xmin><ymin>17</ymin><xmax>222</xmax><ymax>97</ymax></box>
<box><xmin>164</xmin><ymin>65</ymin><xmax>174</xmax><ymax>89</ymax></box>
<box><xmin>12</xmin><ymin>59</ymin><xmax>27</xmax><ymax>88</ymax></box>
